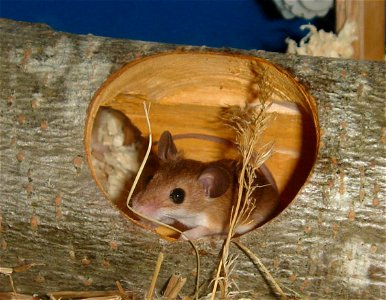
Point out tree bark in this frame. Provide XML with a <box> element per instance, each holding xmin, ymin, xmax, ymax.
<box><xmin>0</xmin><ymin>18</ymin><xmax>384</xmax><ymax>299</ymax></box>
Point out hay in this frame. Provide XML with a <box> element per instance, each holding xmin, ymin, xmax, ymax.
<box><xmin>210</xmin><ymin>63</ymin><xmax>277</xmax><ymax>299</ymax></box>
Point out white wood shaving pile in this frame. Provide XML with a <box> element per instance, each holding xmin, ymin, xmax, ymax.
<box><xmin>286</xmin><ymin>21</ymin><xmax>357</xmax><ymax>58</ymax></box>
<box><xmin>91</xmin><ymin>108</ymin><xmax>140</xmax><ymax>201</ymax></box>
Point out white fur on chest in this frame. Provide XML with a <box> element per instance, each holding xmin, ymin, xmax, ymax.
<box><xmin>169</xmin><ymin>208</ymin><xmax>209</xmax><ymax>228</ymax></box>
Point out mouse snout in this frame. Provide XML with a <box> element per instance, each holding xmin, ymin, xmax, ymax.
<box><xmin>132</xmin><ymin>201</ymin><xmax>160</xmax><ymax>219</ymax></box>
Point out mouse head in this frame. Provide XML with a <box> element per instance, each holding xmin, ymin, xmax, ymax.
<box><xmin>131</xmin><ymin>131</ymin><xmax>233</xmax><ymax>227</ymax></box>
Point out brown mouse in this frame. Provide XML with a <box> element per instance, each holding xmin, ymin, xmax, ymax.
<box><xmin>131</xmin><ymin>131</ymin><xmax>279</xmax><ymax>240</ymax></box>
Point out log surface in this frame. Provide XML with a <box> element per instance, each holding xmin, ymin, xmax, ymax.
<box><xmin>0</xmin><ymin>18</ymin><xmax>385</xmax><ymax>299</ymax></box>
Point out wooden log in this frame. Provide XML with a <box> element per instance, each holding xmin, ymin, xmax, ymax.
<box><xmin>0</xmin><ymin>18</ymin><xmax>385</xmax><ymax>299</ymax></box>
<box><xmin>87</xmin><ymin>52</ymin><xmax>319</xmax><ymax>226</ymax></box>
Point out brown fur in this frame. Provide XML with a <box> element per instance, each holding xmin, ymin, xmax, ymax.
<box><xmin>131</xmin><ymin>131</ymin><xmax>279</xmax><ymax>239</ymax></box>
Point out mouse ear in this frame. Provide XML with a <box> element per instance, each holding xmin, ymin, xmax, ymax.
<box><xmin>198</xmin><ymin>165</ymin><xmax>231</xmax><ymax>198</ymax></box>
<box><xmin>158</xmin><ymin>131</ymin><xmax>178</xmax><ymax>161</ymax></box>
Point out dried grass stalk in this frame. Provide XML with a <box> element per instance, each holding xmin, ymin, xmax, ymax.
<box><xmin>1</xmin><ymin>263</ymin><xmax>44</xmax><ymax>295</ymax></box>
<box><xmin>233</xmin><ymin>240</ymin><xmax>287</xmax><ymax>299</ymax></box>
<box><xmin>125</xmin><ymin>102</ymin><xmax>200</xmax><ymax>299</ymax></box>
<box><xmin>48</xmin><ymin>290</ymin><xmax>130</xmax><ymax>300</ymax></box>
<box><xmin>146</xmin><ymin>252</ymin><xmax>164</xmax><ymax>300</ymax></box>
<box><xmin>211</xmin><ymin>63</ymin><xmax>275</xmax><ymax>299</ymax></box>
<box><xmin>116</xmin><ymin>281</ymin><xmax>131</xmax><ymax>300</ymax></box>
<box><xmin>125</xmin><ymin>103</ymin><xmax>187</xmax><ymax>236</ymax></box>
<box><xmin>0</xmin><ymin>293</ymin><xmax>36</xmax><ymax>300</ymax></box>
<box><xmin>163</xmin><ymin>273</ymin><xmax>187</xmax><ymax>299</ymax></box>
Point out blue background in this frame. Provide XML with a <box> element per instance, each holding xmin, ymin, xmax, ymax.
<box><xmin>0</xmin><ymin>0</ymin><xmax>334</xmax><ymax>52</ymax></box>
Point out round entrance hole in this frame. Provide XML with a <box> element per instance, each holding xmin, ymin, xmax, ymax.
<box><xmin>84</xmin><ymin>52</ymin><xmax>319</xmax><ymax>239</ymax></box>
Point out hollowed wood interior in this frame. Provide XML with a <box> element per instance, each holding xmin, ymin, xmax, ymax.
<box><xmin>85</xmin><ymin>52</ymin><xmax>319</xmax><ymax>235</ymax></box>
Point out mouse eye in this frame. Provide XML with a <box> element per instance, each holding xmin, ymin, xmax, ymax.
<box><xmin>169</xmin><ymin>188</ymin><xmax>185</xmax><ymax>204</ymax></box>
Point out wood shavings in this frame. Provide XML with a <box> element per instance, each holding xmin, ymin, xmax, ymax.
<box><xmin>91</xmin><ymin>108</ymin><xmax>140</xmax><ymax>201</ymax></box>
<box><xmin>286</xmin><ymin>22</ymin><xmax>357</xmax><ymax>58</ymax></box>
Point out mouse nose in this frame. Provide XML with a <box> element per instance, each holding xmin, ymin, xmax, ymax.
<box><xmin>132</xmin><ymin>202</ymin><xmax>158</xmax><ymax>218</ymax></box>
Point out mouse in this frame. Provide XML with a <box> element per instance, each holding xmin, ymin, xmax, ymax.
<box><xmin>131</xmin><ymin>130</ymin><xmax>279</xmax><ymax>240</ymax></box>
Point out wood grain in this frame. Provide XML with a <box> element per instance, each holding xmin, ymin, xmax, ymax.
<box><xmin>336</xmin><ymin>0</ymin><xmax>385</xmax><ymax>61</ymax></box>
